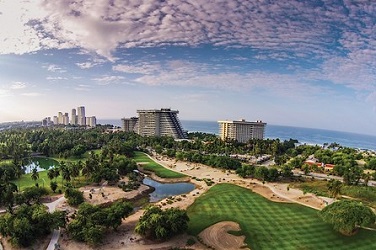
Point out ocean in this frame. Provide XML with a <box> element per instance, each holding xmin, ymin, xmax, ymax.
<box><xmin>98</xmin><ymin>119</ymin><xmax>376</xmax><ymax>151</ymax></box>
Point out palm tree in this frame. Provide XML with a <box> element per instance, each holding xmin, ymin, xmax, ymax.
<box><xmin>70</xmin><ymin>162</ymin><xmax>80</xmax><ymax>187</ymax></box>
<box><xmin>31</xmin><ymin>167</ymin><xmax>39</xmax><ymax>184</ymax></box>
<box><xmin>47</xmin><ymin>168</ymin><xmax>55</xmax><ymax>181</ymax></box>
<box><xmin>327</xmin><ymin>179</ymin><xmax>342</xmax><ymax>198</ymax></box>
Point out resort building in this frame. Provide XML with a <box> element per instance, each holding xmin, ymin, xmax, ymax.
<box><xmin>218</xmin><ymin>119</ymin><xmax>266</xmax><ymax>143</ymax></box>
<box><xmin>121</xmin><ymin>117</ymin><xmax>138</xmax><ymax>132</ymax></box>
<box><xmin>135</xmin><ymin>108</ymin><xmax>187</xmax><ymax>139</ymax></box>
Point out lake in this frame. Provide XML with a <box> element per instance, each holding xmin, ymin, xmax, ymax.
<box><xmin>142</xmin><ymin>177</ymin><xmax>195</xmax><ymax>202</ymax></box>
<box><xmin>24</xmin><ymin>157</ymin><xmax>59</xmax><ymax>173</ymax></box>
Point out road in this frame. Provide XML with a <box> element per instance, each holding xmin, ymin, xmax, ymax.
<box><xmin>293</xmin><ymin>170</ymin><xmax>376</xmax><ymax>187</ymax></box>
<box><xmin>46</xmin><ymin>196</ymin><xmax>65</xmax><ymax>250</ymax></box>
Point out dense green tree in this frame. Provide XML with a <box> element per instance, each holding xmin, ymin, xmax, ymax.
<box><xmin>255</xmin><ymin>166</ymin><xmax>269</xmax><ymax>181</ymax></box>
<box><xmin>64</xmin><ymin>188</ymin><xmax>84</xmax><ymax>206</ymax></box>
<box><xmin>31</xmin><ymin>167</ymin><xmax>39</xmax><ymax>183</ymax></box>
<box><xmin>0</xmin><ymin>204</ymin><xmax>66</xmax><ymax>247</ymax></box>
<box><xmin>236</xmin><ymin>165</ymin><xmax>256</xmax><ymax>178</ymax></box>
<box><xmin>135</xmin><ymin>206</ymin><xmax>189</xmax><ymax>240</ymax></box>
<box><xmin>15</xmin><ymin>186</ymin><xmax>48</xmax><ymax>205</ymax></box>
<box><xmin>50</xmin><ymin>181</ymin><xmax>58</xmax><ymax>193</ymax></box>
<box><xmin>343</xmin><ymin>166</ymin><xmax>362</xmax><ymax>185</ymax></box>
<box><xmin>366</xmin><ymin>158</ymin><xmax>376</xmax><ymax>170</ymax></box>
<box><xmin>327</xmin><ymin>179</ymin><xmax>342</xmax><ymax>198</ymax></box>
<box><xmin>320</xmin><ymin>200</ymin><xmax>375</xmax><ymax>236</ymax></box>
<box><xmin>67</xmin><ymin>201</ymin><xmax>132</xmax><ymax>245</ymax></box>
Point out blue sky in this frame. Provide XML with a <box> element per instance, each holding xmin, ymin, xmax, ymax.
<box><xmin>0</xmin><ymin>0</ymin><xmax>376</xmax><ymax>135</ymax></box>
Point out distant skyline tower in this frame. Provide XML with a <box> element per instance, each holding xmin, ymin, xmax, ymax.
<box><xmin>71</xmin><ymin>108</ymin><xmax>77</xmax><ymax>125</ymax></box>
<box><xmin>58</xmin><ymin>112</ymin><xmax>63</xmax><ymax>125</ymax></box>
<box><xmin>77</xmin><ymin>106</ymin><xmax>86</xmax><ymax>126</ymax></box>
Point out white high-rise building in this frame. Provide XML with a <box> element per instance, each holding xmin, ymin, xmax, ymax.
<box><xmin>58</xmin><ymin>112</ymin><xmax>64</xmax><ymax>125</ymax></box>
<box><xmin>121</xmin><ymin>117</ymin><xmax>138</xmax><ymax>132</ymax></box>
<box><xmin>136</xmin><ymin>108</ymin><xmax>187</xmax><ymax>139</ymax></box>
<box><xmin>86</xmin><ymin>116</ymin><xmax>97</xmax><ymax>127</ymax></box>
<box><xmin>77</xmin><ymin>106</ymin><xmax>86</xmax><ymax>126</ymax></box>
<box><xmin>218</xmin><ymin>119</ymin><xmax>266</xmax><ymax>143</ymax></box>
<box><xmin>63</xmin><ymin>113</ymin><xmax>69</xmax><ymax>125</ymax></box>
<box><xmin>71</xmin><ymin>109</ymin><xmax>77</xmax><ymax>125</ymax></box>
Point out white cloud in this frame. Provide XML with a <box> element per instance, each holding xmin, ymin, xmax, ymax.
<box><xmin>113</xmin><ymin>63</ymin><xmax>161</xmax><ymax>74</ymax></box>
<box><xmin>92</xmin><ymin>75</ymin><xmax>125</xmax><ymax>85</ymax></box>
<box><xmin>74</xmin><ymin>84</ymin><xmax>91</xmax><ymax>91</ymax></box>
<box><xmin>1</xmin><ymin>0</ymin><xmax>373</xmax><ymax>63</ymax></box>
<box><xmin>44</xmin><ymin>64</ymin><xmax>66</xmax><ymax>73</ymax></box>
<box><xmin>21</xmin><ymin>92</ymin><xmax>42</xmax><ymax>97</ymax></box>
<box><xmin>76</xmin><ymin>62</ymin><xmax>95</xmax><ymax>69</ymax></box>
<box><xmin>0</xmin><ymin>89</ymin><xmax>11</xmax><ymax>97</ymax></box>
<box><xmin>46</xmin><ymin>76</ymin><xmax>68</xmax><ymax>80</ymax></box>
<box><xmin>10</xmin><ymin>81</ymin><xmax>27</xmax><ymax>90</ymax></box>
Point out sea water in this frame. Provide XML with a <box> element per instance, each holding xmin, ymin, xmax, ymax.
<box><xmin>98</xmin><ymin>119</ymin><xmax>376</xmax><ymax>150</ymax></box>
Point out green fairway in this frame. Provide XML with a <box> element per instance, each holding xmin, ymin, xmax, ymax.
<box><xmin>133</xmin><ymin>152</ymin><xmax>186</xmax><ymax>178</ymax></box>
<box><xmin>12</xmin><ymin>170</ymin><xmax>63</xmax><ymax>192</ymax></box>
<box><xmin>187</xmin><ymin>183</ymin><xmax>376</xmax><ymax>250</ymax></box>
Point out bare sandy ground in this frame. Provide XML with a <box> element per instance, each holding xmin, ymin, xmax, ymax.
<box><xmin>198</xmin><ymin>221</ymin><xmax>249</xmax><ymax>250</ymax></box>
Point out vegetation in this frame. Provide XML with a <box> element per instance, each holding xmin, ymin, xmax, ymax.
<box><xmin>65</xmin><ymin>188</ymin><xmax>85</xmax><ymax>206</ymax></box>
<box><xmin>291</xmin><ymin>180</ymin><xmax>376</xmax><ymax>208</ymax></box>
<box><xmin>0</xmin><ymin>204</ymin><xmax>66</xmax><ymax>247</ymax></box>
<box><xmin>135</xmin><ymin>205</ymin><xmax>189</xmax><ymax>240</ymax></box>
<box><xmin>133</xmin><ymin>152</ymin><xmax>186</xmax><ymax>178</ymax></box>
<box><xmin>320</xmin><ymin>200</ymin><xmax>376</xmax><ymax>235</ymax></box>
<box><xmin>187</xmin><ymin>183</ymin><xmax>376</xmax><ymax>249</ymax></box>
<box><xmin>67</xmin><ymin>201</ymin><xmax>133</xmax><ymax>245</ymax></box>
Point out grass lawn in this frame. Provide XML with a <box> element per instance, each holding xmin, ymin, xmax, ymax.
<box><xmin>12</xmin><ymin>170</ymin><xmax>63</xmax><ymax>192</ymax></box>
<box><xmin>51</xmin><ymin>149</ymin><xmax>101</xmax><ymax>163</ymax></box>
<box><xmin>187</xmin><ymin>183</ymin><xmax>376</xmax><ymax>250</ymax></box>
<box><xmin>133</xmin><ymin>151</ymin><xmax>186</xmax><ymax>178</ymax></box>
<box><xmin>12</xmin><ymin>170</ymin><xmax>91</xmax><ymax>192</ymax></box>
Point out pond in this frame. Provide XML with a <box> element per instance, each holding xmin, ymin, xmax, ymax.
<box><xmin>24</xmin><ymin>157</ymin><xmax>59</xmax><ymax>173</ymax></box>
<box><xmin>142</xmin><ymin>177</ymin><xmax>195</xmax><ymax>202</ymax></box>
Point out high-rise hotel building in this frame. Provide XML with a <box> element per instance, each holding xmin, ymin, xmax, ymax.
<box><xmin>128</xmin><ymin>108</ymin><xmax>187</xmax><ymax>139</ymax></box>
<box><xmin>77</xmin><ymin>106</ymin><xmax>86</xmax><ymax>126</ymax></box>
<box><xmin>121</xmin><ymin>117</ymin><xmax>138</xmax><ymax>132</ymax></box>
<box><xmin>218</xmin><ymin>119</ymin><xmax>266</xmax><ymax>143</ymax></box>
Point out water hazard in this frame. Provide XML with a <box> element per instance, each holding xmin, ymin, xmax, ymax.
<box><xmin>142</xmin><ymin>177</ymin><xmax>195</xmax><ymax>202</ymax></box>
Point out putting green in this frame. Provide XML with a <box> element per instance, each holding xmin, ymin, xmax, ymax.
<box><xmin>187</xmin><ymin>183</ymin><xmax>376</xmax><ymax>250</ymax></box>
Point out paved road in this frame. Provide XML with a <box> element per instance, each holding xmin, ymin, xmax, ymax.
<box><xmin>46</xmin><ymin>196</ymin><xmax>65</xmax><ymax>250</ymax></box>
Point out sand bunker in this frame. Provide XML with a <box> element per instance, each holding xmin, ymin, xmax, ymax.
<box><xmin>199</xmin><ymin>221</ymin><xmax>249</xmax><ymax>250</ymax></box>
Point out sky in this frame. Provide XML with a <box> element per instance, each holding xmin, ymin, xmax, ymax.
<box><xmin>0</xmin><ymin>0</ymin><xmax>376</xmax><ymax>135</ymax></box>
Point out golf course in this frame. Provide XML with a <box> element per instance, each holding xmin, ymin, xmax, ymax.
<box><xmin>187</xmin><ymin>183</ymin><xmax>376</xmax><ymax>250</ymax></box>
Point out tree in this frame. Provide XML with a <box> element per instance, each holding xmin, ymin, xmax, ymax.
<box><xmin>0</xmin><ymin>204</ymin><xmax>66</xmax><ymax>247</ymax></box>
<box><xmin>67</xmin><ymin>201</ymin><xmax>132</xmax><ymax>245</ymax></box>
<box><xmin>47</xmin><ymin>168</ymin><xmax>55</xmax><ymax>181</ymax></box>
<box><xmin>50</xmin><ymin>181</ymin><xmax>58</xmax><ymax>193</ymax></box>
<box><xmin>64</xmin><ymin>188</ymin><xmax>84</xmax><ymax>206</ymax></box>
<box><xmin>31</xmin><ymin>167</ymin><xmax>39</xmax><ymax>183</ymax></box>
<box><xmin>320</xmin><ymin>200</ymin><xmax>375</xmax><ymax>236</ymax></box>
<box><xmin>135</xmin><ymin>206</ymin><xmax>189</xmax><ymax>240</ymax></box>
<box><xmin>327</xmin><ymin>179</ymin><xmax>342</xmax><ymax>198</ymax></box>
<box><xmin>254</xmin><ymin>166</ymin><xmax>269</xmax><ymax>181</ymax></box>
